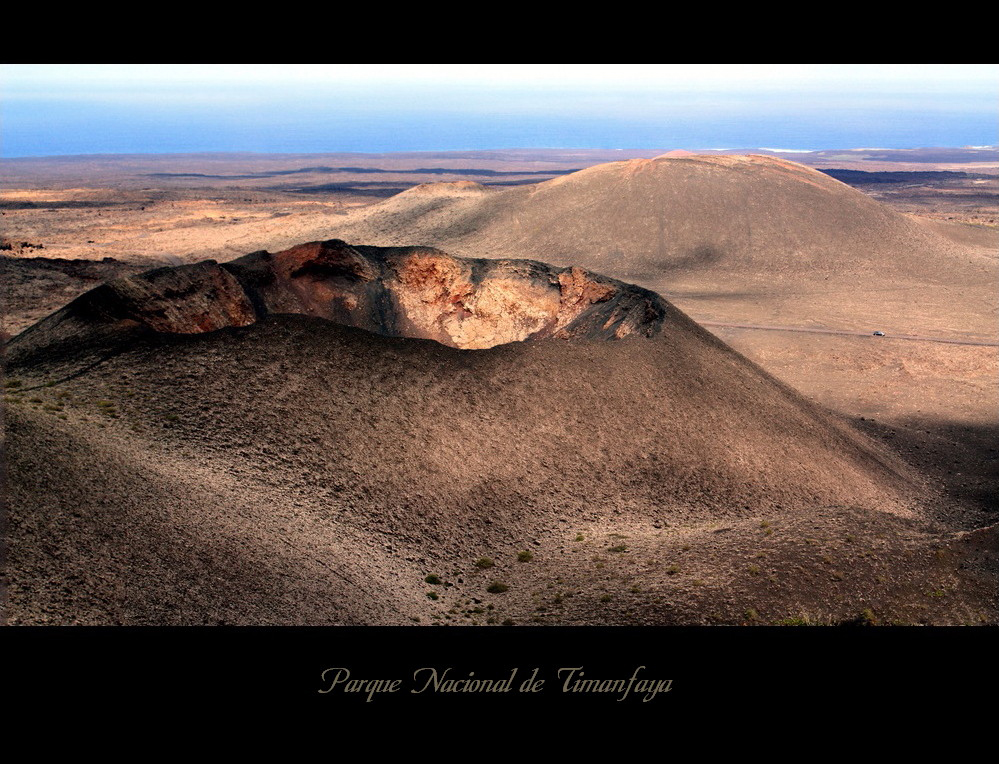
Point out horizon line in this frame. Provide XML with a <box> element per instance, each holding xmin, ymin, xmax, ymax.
<box><xmin>3</xmin><ymin>144</ymin><xmax>997</xmax><ymax>162</ymax></box>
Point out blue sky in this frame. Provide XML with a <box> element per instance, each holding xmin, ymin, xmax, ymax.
<box><xmin>2</xmin><ymin>64</ymin><xmax>996</xmax><ymax>157</ymax></box>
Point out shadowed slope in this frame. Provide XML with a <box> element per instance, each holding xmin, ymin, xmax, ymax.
<box><xmin>6</xmin><ymin>306</ymin><xmax>958</xmax><ymax>625</ymax></box>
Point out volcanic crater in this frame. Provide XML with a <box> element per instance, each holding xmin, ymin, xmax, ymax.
<box><xmin>5</xmin><ymin>232</ymin><xmax>994</xmax><ymax>627</ymax></box>
<box><xmin>14</xmin><ymin>239</ymin><xmax>671</xmax><ymax>354</ymax></box>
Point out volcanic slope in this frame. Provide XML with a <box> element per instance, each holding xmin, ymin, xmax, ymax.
<box><xmin>320</xmin><ymin>154</ymin><xmax>997</xmax><ymax>338</ymax></box>
<box><xmin>5</xmin><ymin>242</ymin><xmax>995</xmax><ymax>626</ymax></box>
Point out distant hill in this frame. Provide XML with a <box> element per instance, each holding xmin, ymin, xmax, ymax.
<box><xmin>320</xmin><ymin>153</ymin><xmax>996</xmax><ymax>336</ymax></box>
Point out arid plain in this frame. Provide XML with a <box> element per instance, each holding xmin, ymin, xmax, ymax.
<box><xmin>2</xmin><ymin>147</ymin><xmax>996</xmax><ymax>626</ymax></box>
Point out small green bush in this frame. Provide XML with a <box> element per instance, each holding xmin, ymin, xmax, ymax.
<box><xmin>775</xmin><ymin>616</ymin><xmax>812</xmax><ymax>626</ymax></box>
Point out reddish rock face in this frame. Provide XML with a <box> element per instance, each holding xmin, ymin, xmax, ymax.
<box><xmin>46</xmin><ymin>240</ymin><xmax>672</xmax><ymax>349</ymax></box>
<box><xmin>101</xmin><ymin>261</ymin><xmax>258</xmax><ymax>334</ymax></box>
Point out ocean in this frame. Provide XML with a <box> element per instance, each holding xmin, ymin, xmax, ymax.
<box><xmin>2</xmin><ymin>94</ymin><xmax>995</xmax><ymax>157</ymax></box>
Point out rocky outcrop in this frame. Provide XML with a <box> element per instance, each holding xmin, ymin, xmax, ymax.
<box><xmin>16</xmin><ymin>240</ymin><xmax>670</xmax><ymax>351</ymax></box>
<box><xmin>98</xmin><ymin>260</ymin><xmax>258</xmax><ymax>333</ymax></box>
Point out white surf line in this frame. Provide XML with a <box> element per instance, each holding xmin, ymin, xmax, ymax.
<box><xmin>698</xmin><ymin>321</ymin><xmax>999</xmax><ymax>347</ymax></box>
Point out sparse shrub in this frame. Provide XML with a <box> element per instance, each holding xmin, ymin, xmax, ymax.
<box><xmin>666</xmin><ymin>564</ymin><xmax>680</xmax><ymax>575</ymax></box>
<box><xmin>840</xmin><ymin>609</ymin><xmax>878</xmax><ymax>626</ymax></box>
<box><xmin>517</xmin><ymin>550</ymin><xmax>533</xmax><ymax>563</ymax></box>
<box><xmin>4</xmin><ymin>379</ymin><xmax>22</xmax><ymax>389</ymax></box>
<box><xmin>574</xmin><ymin>534</ymin><xmax>585</xmax><ymax>542</ymax></box>
<box><xmin>775</xmin><ymin>616</ymin><xmax>812</xmax><ymax>626</ymax></box>
<box><xmin>600</xmin><ymin>594</ymin><xmax>612</xmax><ymax>603</ymax></box>
<box><xmin>426</xmin><ymin>591</ymin><xmax>439</xmax><ymax>601</ymax></box>
<box><xmin>608</xmin><ymin>544</ymin><xmax>627</xmax><ymax>553</ymax></box>
<box><xmin>474</xmin><ymin>557</ymin><xmax>494</xmax><ymax>569</ymax></box>
<box><xmin>748</xmin><ymin>565</ymin><xmax>760</xmax><ymax>575</ymax></box>
<box><xmin>425</xmin><ymin>574</ymin><xmax>442</xmax><ymax>585</ymax></box>
<box><xmin>486</xmin><ymin>582</ymin><xmax>508</xmax><ymax>594</ymax></box>
<box><xmin>96</xmin><ymin>401</ymin><xmax>118</xmax><ymax>417</ymax></box>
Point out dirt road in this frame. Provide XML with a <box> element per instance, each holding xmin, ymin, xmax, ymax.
<box><xmin>698</xmin><ymin>321</ymin><xmax>999</xmax><ymax>347</ymax></box>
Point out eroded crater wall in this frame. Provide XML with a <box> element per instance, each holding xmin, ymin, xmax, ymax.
<box><xmin>76</xmin><ymin>239</ymin><xmax>670</xmax><ymax>349</ymax></box>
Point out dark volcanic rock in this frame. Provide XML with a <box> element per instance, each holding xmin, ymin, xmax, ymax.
<box><xmin>0</xmin><ymin>255</ymin><xmax>147</xmax><ymax>340</ymax></box>
<box><xmin>97</xmin><ymin>260</ymin><xmax>258</xmax><ymax>333</ymax></box>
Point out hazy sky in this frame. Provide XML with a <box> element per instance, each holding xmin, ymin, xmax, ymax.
<box><xmin>2</xmin><ymin>64</ymin><xmax>996</xmax><ymax>157</ymax></box>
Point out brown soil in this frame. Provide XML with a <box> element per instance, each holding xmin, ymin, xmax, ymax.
<box><xmin>6</xmin><ymin>309</ymin><xmax>993</xmax><ymax>626</ymax></box>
